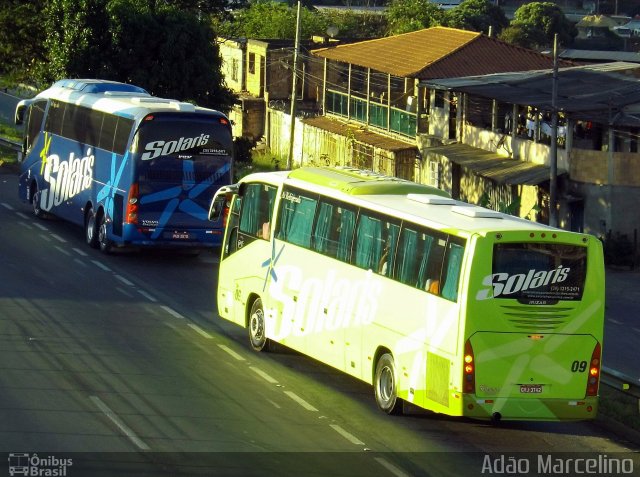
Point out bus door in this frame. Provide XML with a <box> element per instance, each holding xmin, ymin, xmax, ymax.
<box><xmin>467</xmin><ymin>236</ymin><xmax>603</xmax><ymax>403</ymax></box>
<box><xmin>133</xmin><ymin>115</ymin><xmax>233</xmax><ymax>244</ymax></box>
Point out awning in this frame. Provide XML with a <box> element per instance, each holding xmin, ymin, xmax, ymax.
<box><xmin>420</xmin><ymin>62</ymin><xmax>640</xmax><ymax>127</ymax></box>
<box><xmin>424</xmin><ymin>143</ymin><xmax>554</xmax><ymax>186</ymax></box>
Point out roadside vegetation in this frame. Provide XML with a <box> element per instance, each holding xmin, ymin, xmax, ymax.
<box><xmin>598</xmin><ymin>385</ymin><xmax>640</xmax><ymax>444</ymax></box>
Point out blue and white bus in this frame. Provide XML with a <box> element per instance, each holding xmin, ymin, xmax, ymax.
<box><xmin>15</xmin><ymin>79</ymin><xmax>234</xmax><ymax>253</ymax></box>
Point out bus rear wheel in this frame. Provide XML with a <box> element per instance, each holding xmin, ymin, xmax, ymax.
<box><xmin>248</xmin><ymin>298</ymin><xmax>270</xmax><ymax>352</ymax></box>
<box><xmin>374</xmin><ymin>353</ymin><xmax>403</xmax><ymax>415</ymax></box>
<box><xmin>85</xmin><ymin>208</ymin><xmax>99</xmax><ymax>249</ymax></box>
<box><xmin>97</xmin><ymin>213</ymin><xmax>112</xmax><ymax>254</ymax></box>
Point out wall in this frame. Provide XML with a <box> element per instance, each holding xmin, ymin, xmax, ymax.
<box><xmin>218</xmin><ymin>39</ymin><xmax>245</xmax><ymax>93</ymax></box>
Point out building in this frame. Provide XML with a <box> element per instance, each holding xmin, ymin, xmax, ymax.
<box><xmin>220</xmin><ymin>27</ymin><xmax>640</xmax><ymax>262</ymax></box>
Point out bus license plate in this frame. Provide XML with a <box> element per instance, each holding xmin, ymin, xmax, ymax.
<box><xmin>520</xmin><ymin>384</ymin><xmax>543</xmax><ymax>393</ymax></box>
<box><xmin>171</xmin><ymin>231</ymin><xmax>191</xmax><ymax>240</ymax></box>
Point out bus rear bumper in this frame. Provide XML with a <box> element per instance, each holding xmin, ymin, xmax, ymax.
<box><xmin>462</xmin><ymin>394</ymin><xmax>599</xmax><ymax>421</ymax></box>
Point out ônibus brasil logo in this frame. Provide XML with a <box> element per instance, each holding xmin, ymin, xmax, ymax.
<box><xmin>141</xmin><ymin>134</ymin><xmax>210</xmax><ymax>161</ymax></box>
<box><xmin>476</xmin><ymin>266</ymin><xmax>570</xmax><ymax>300</ymax></box>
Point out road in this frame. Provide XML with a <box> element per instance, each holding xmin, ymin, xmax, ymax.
<box><xmin>1</xmin><ymin>89</ymin><xmax>638</xmax><ymax>386</ymax></box>
<box><xmin>0</xmin><ymin>172</ymin><xmax>638</xmax><ymax>476</ymax></box>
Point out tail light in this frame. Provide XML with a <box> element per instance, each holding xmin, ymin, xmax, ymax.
<box><xmin>586</xmin><ymin>342</ymin><xmax>601</xmax><ymax>397</ymax></box>
<box><xmin>463</xmin><ymin>339</ymin><xmax>476</xmax><ymax>394</ymax></box>
<box><xmin>126</xmin><ymin>183</ymin><xmax>139</xmax><ymax>225</ymax></box>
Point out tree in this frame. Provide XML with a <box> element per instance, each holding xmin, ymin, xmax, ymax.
<box><xmin>317</xmin><ymin>9</ymin><xmax>387</xmax><ymax>39</ymax></box>
<box><xmin>500</xmin><ymin>2</ymin><xmax>576</xmax><ymax>49</ymax></box>
<box><xmin>0</xmin><ymin>0</ymin><xmax>49</xmax><ymax>79</ymax></box>
<box><xmin>107</xmin><ymin>0</ymin><xmax>235</xmax><ymax>111</ymax></box>
<box><xmin>216</xmin><ymin>1</ymin><xmax>325</xmax><ymax>39</ymax></box>
<box><xmin>37</xmin><ymin>0</ymin><xmax>234</xmax><ymax>112</ymax></box>
<box><xmin>41</xmin><ymin>0</ymin><xmax>114</xmax><ymax>82</ymax></box>
<box><xmin>386</xmin><ymin>0</ymin><xmax>445</xmax><ymax>35</ymax></box>
<box><xmin>444</xmin><ymin>0</ymin><xmax>509</xmax><ymax>35</ymax></box>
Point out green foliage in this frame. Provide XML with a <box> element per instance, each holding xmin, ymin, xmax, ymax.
<box><xmin>318</xmin><ymin>10</ymin><xmax>387</xmax><ymax>39</ymax></box>
<box><xmin>28</xmin><ymin>0</ymin><xmax>235</xmax><ymax>112</ymax></box>
<box><xmin>501</xmin><ymin>2</ymin><xmax>576</xmax><ymax>49</ymax></box>
<box><xmin>41</xmin><ymin>0</ymin><xmax>114</xmax><ymax>83</ymax></box>
<box><xmin>444</xmin><ymin>0</ymin><xmax>509</xmax><ymax>35</ymax></box>
<box><xmin>217</xmin><ymin>1</ymin><xmax>325</xmax><ymax>39</ymax></box>
<box><xmin>386</xmin><ymin>0</ymin><xmax>444</xmax><ymax>35</ymax></box>
<box><xmin>0</xmin><ymin>0</ymin><xmax>48</xmax><ymax>79</ymax></box>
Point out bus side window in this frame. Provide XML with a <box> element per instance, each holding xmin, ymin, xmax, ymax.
<box><xmin>277</xmin><ymin>188</ymin><xmax>318</xmax><ymax>247</ymax></box>
<box><xmin>353</xmin><ymin>211</ymin><xmax>400</xmax><ymax>275</ymax></box>
<box><xmin>441</xmin><ymin>238</ymin><xmax>465</xmax><ymax>302</ymax></box>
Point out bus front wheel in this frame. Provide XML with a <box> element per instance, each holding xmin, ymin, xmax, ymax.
<box><xmin>32</xmin><ymin>188</ymin><xmax>44</xmax><ymax>219</ymax></box>
<box><xmin>374</xmin><ymin>353</ymin><xmax>403</xmax><ymax>415</ymax></box>
<box><xmin>248</xmin><ymin>298</ymin><xmax>270</xmax><ymax>352</ymax></box>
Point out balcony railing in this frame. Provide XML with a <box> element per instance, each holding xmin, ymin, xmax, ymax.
<box><xmin>326</xmin><ymin>90</ymin><xmax>416</xmax><ymax>139</ymax></box>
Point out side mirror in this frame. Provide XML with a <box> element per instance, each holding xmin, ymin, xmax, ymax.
<box><xmin>208</xmin><ymin>184</ymin><xmax>238</xmax><ymax>221</ymax></box>
<box><xmin>14</xmin><ymin>99</ymin><xmax>32</xmax><ymax>126</ymax></box>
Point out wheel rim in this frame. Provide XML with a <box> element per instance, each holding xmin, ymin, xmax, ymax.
<box><xmin>32</xmin><ymin>191</ymin><xmax>41</xmax><ymax>216</ymax></box>
<box><xmin>378</xmin><ymin>365</ymin><xmax>395</xmax><ymax>404</ymax></box>
<box><xmin>250</xmin><ymin>308</ymin><xmax>265</xmax><ymax>347</ymax></box>
<box><xmin>86</xmin><ymin>214</ymin><xmax>95</xmax><ymax>243</ymax></box>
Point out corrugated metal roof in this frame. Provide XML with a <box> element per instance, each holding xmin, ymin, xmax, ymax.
<box><xmin>420</xmin><ymin>62</ymin><xmax>640</xmax><ymax>126</ymax></box>
<box><xmin>302</xmin><ymin>116</ymin><xmax>416</xmax><ymax>152</ymax></box>
<box><xmin>311</xmin><ymin>27</ymin><xmax>572</xmax><ymax>79</ymax></box>
<box><xmin>425</xmin><ymin>143</ymin><xmax>552</xmax><ymax>186</ymax></box>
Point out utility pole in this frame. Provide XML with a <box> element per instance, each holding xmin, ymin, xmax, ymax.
<box><xmin>549</xmin><ymin>34</ymin><xmax>559</xmax><ymax>228</ymax></box>
<box><xmin>287</xmin><ymin>1</ymin><xmax>302</xmax><ymax>170</ymax></box>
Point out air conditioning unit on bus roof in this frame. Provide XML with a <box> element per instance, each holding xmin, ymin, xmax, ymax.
<box><xmin>129</xmin><ymin>96</ymin><xmax>196</xmax><ymax>112</ymax></box>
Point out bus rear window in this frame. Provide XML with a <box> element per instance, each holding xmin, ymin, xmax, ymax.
<box><xmin>491</xmin><ymin>243</ymin><xmax>587</xmax><ymax>302</ymax></box>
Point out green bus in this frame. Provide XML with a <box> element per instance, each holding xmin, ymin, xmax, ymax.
<box><xmin>210</xmin><ymin>167</ymin><xmax>605</xmax><ymax>421</ymax></box>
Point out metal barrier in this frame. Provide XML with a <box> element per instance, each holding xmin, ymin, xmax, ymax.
<box><xmin>602</xmin><ymin>367</ymin><xmax>640</xmax><ymax>397</ymax></box>
<box><xmin>0</xmin><ymin>136</ymin><xmax>21</xmax><ymax>152</ymax></box>
<box><xmin>601</xmin><ymin>366</ymin><xmax>640</xmax><ymax>415</ymax></box>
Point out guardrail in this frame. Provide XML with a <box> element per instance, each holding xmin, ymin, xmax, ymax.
<box><xmin>0</xmin><ymin>136</ymin><xmax>21</xmax><ymax>152</ymax></box>
<box><xmin>601</xmin><ymin>367</ymin><xmax>640</xmax><ymax>414</ymax></box>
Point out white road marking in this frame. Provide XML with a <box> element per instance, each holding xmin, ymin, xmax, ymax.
<box><xmin>40</xmin><ymin>234</ymin><xmax>51</xmax><ymax>242</ymax></box>
<box><xmin>267</xmin><ymin>399</ymin><xmax>281</xmax><ymax>409</ymax></box>
<box><xmin>34</xmin><ymin>223</ymin><xmax>47</xmax><ymax>231</ymax></box>
<box><xmin>187</xmin><ymin>323</ymin><xmax>213</xmax><ymax>339</ymax></box>
<box><xmin>115</xmin><ymin>287</ymin><xmax>134</xmax><ymax>298</ymax></box>
<box><xmin>608</xmin><ymin>318</ymin><xmax>622</xmax><ymax>325</ymax></box>
<box><xmin>90</xmin><ymin>396</ymin><xmax>150</xmax><ymax>451</ymax></box>
<box><xmin>91</xmin><ymin>260</ymin><xmax>111</xmax><ymax>272</ymax></box>
<box><xmin>250</xmin><ymin>366</ymin><xmax>278</xmax><ymax>383</ymax></box>
<box><xmin>137</xmin><ymin>289</ymin><xmax>157</xmax><ymax>302</ymax></box>
<box><xmin>283</xmin><ymin>391</ymin><xmax>318</xmax><ymax>411</ymax></box>
<box><xmin>115</xmin><ymin>275</ymin><xmax>134</xmax><ymax>287</ymax></box>
<box><xmin>73</xmin><ymin>258</ymin><xmax>87</xmax><ymax>267</ymax></box>
<box><xmin>1</xmin><ymin>202</ymin><xmax>14</xmax><ymax>210</ymax></box>
<box><xmin>73</xmin><ymin>247</ymin><xmax>88</xmax><ymax>257</ymax></box>
<box><xmin>54</xmin><ymin>245</ymin><xmax>71</xmax><ymax>256</ymax></box>
<box><xmin>50</xmin><ymin>233</ymin><xmax>66</xmax><ymax>243</ymax></box>
<box><xmin>160</xmin><ymin>305</ymin><xmax>185</xmax><ymax>320</ymax></box>
<box><xmin>16</xmin><ymin>212</ymin><xmax>29</xmax><ymax>220</ymax></box>
<box><xmin>374</xmin><ymin>457</ymin><xmax>412</xmax><ymax>477</ymax></box>
<box><xmin>218</xmin><ymin>344</ymin><xmax>245</xmax><ymax>361</ymax></box>
<box><xmin>329</xmin><ymin>424</ymin><xmax>365</xmax><ymax>445</ymax></box>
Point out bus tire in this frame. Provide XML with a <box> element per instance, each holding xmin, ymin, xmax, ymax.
<box><xmin>248</xmin><ymin>298</ymin><xmax>269</xmax><ymax>352</ymax></box>
<box><xmin>374</xmin><ymin>353</ymin><xmax>403</xmax><ymax>415</ymax></box>
<box><xmin>32</xmin><ymin>188</ymin><xmax>44</xmax><ymax>219</ymax></box>
<box><xmin>85</xmin><ymin>207</ymin><xmax>99</xmax><ymax>249</ymax></box>
<box><xmin>97</xmin><ymin>213</ymin><xmax>112</xmax><ymax>254</ymax></box>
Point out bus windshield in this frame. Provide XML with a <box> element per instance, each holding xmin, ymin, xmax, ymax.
<box><xmin>491</xmin><ymin>242</ymin><xmax>587</xmax><ymax>302</ymax></box>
